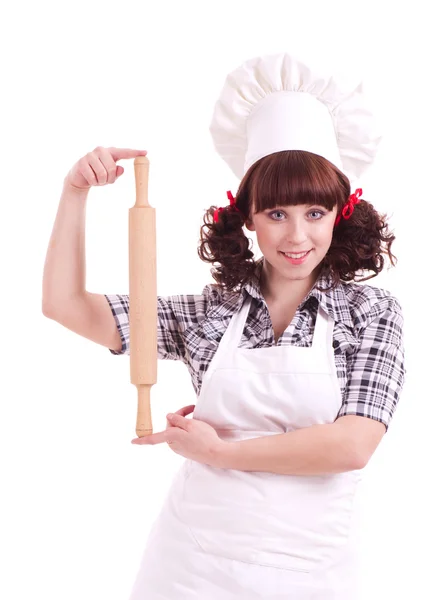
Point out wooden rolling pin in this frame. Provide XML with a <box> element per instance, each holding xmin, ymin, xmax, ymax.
<box><xmin>129</xmin><ymin>156</ymin><xmax>157</xmax><ymax>437</ymax></box>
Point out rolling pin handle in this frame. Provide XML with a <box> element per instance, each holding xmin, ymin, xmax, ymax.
<box><xmin>136</xmin><ymin>384</ymin><xmax>153</xmax><ymax>437</ymax></box>
<box><xmin>134</xmin><ymin>156</ymin><xmax>150</xmax><ymax>208</ymax></box>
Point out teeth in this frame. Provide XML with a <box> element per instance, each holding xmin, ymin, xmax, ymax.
<box><xmin>283</xmin><ymin>251</ymin><xmax>310</xmax><ymax>258</ymax></box>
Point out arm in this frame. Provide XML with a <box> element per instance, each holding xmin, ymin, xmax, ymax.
<box><xmin>42</xmin><ymin>147</ymin><xmax>147</xmax><ymax>351</ymax></box>
<box><xmin>42</xmin><ymin>178</ymin><xmax>89</xmax><ymax>312</ymax></box>
<box><xmin>42</xmin><ymin>170</ymin><xmax>196</xmax><ymax>361</ymax></box>
<box><xmin>41</xmin><ymin>178</ymin><xmax>122</xmax><ymax>351</ymax></box>
<box><xmin>214</xmin><ymin>415</ymin><xmax>385</xmax><ymax>475</ymax></box>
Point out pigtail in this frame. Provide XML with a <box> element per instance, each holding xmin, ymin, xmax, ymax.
<box><xmin>197</xmin><ymin>204</ymin><xmax>255</xmax><ymax>292</ymax></box>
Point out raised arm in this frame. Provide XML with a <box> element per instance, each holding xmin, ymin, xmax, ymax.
<box><xmin>42</xmin><ymin>146</ymin><xmax>147</xmax><ymax>351</ymax></box>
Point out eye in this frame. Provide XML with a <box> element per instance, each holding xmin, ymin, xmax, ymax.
<box><xmin>268</xmin><ymin>210</ymin><xmax>286</xmax><ymax>221</ymax></box>
<box><xmin>308</xmin><ymin>209</ymin><xmax>326</xmax><ymax>220</ymax></box>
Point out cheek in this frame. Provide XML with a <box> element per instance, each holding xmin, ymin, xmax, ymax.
<box><xmin>313</xmin><ymin>222</ymin><xmax>334</xmax><ymax>247</ymax></box>
<box><xmin>254</xmin><ymin>224</ymin><xmax>277</xmax><ymax>245</ymax></box>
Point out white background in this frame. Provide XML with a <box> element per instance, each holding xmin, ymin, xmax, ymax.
<box><xmin>1</xmin><ymin>1</ymin><xmax>440</xmax><ymax>598</ymax></box>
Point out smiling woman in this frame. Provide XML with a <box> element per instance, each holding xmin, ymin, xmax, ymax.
<box><xmin>100</xmin><ymin>54</ymin><xmax>405</xmax><ymax>599</ymax></box>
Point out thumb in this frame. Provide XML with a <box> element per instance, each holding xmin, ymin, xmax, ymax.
<box><xmin>116</xmin><ymin>165</ymin><xmax>124</xmax><ymax>178</ymax></box>
<box><xmin>167</xmin><ymin>413</ymin><xmax>190</xmax><ymax>430</ymax></box>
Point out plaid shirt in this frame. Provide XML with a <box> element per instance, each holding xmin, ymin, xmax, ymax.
<box><xmin>105</xmin><ymin>258</ymin><xmax>405</xmax><ymax>431</ymax></box>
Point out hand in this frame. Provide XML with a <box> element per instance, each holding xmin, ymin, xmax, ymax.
<box><xmin>131</xmin><ymin>404</ymin><xmax>227</xmax><ymax>467</ymax></box>
<box><xmin>65</xmin><ymin>146</ymin><xmax>147</xmax><ymax>191</ymax></box>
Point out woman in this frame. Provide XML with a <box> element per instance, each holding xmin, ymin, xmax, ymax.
<box><xmin>43</xmin><ymin>53</ymin><xmax>406</xmax><ymax>599</ymax></box>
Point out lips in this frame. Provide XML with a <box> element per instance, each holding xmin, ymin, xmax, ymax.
<box><xmin>279</xmin><ymin>250</ymin><xmax>312</xmax><ymax>265</ymax></box>
<box><xmin>282</xmin><ymin>251</ymin><xmax>311</xmax><ymax>258</ymax></box>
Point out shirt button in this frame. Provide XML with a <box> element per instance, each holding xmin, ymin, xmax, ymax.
<box><xmin>333</xmin><ymin>339</ymin><xmax>340</xmax><ymax>349</ymax></box>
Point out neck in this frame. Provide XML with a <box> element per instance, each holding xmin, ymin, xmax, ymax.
<box><xmin>259</xmin><ymin>258</ymin><xmax>321</xmax><ymax>305</ymax></box>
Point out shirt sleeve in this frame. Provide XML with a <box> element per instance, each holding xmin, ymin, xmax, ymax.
<box><xmin>337</xmin><ymin>295</ymin><xmax>406</xmax><ymax>431</ymax></box>
<box><xmin>104</xmin><ymin>294</ymin><xmax>187</xmax><ymax>361</ymax></box>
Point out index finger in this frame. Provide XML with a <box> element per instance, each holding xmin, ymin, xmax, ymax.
<box><xmin>131</xmin><ymin>430</ymin><xmax>167</xmax><ymax>445</ymax></box>
<box><xmin>108</xmin><ymin>147</ymin><xmax>147</xmax><ymax>161</ymax></box>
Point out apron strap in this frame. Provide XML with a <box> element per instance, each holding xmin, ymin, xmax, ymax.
<box><xmin>311</xmin><ymin>303</ymin><xmax>335</xmax><ymax>349</ymax></box>
<box><xmin>226</xmin><ymin>295</ymin><xmax>253</xmax><ymax>349</ymax></box>
<box><xmin>198</xmin><ymin>295</ymin><xmax>252</xmax><ymax>392</ymax></box>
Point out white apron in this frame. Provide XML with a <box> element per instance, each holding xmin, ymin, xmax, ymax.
<box><xmin>129</xmin><ymin>295</ymin><xmax>363</xmax><ymax>599</ymax></box>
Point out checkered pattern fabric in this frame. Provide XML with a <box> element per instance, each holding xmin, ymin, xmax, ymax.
<box><xmin>105</xmin><ymin>258</ymin><xmax>405</xmax><ymax>431</ymax></box>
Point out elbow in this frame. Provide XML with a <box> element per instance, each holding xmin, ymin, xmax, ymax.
<box><xmin>335</xmin><ymin>416</ymin><xmax>386</xmax><ymax>472</ymax></box>
<box><xmin>42</xmin><ymin>298</ymin><xmax>64</xmax><ymax>321</ymax></box>
<box><xmin>42</xmin><ymin>286</ymin><xmax>58</xmax><ymax>318</ymax></box>
<box><xmin>42</xmin><ymin>300</ymin><xmax>56</xmax><ymax>319</ymax></box>
<box><xmin>342</xmin><ymin>442</ymin><xmax>368</xmax><ymax>472</ymax></box>
<box><xmin>350</xmin><ymin>450</ymin><xmax>368</xmax><ymax>471</ymax></box>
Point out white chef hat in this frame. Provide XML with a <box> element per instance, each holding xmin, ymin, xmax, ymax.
<box><xmin>209</xmin><ymin>53</ymin><xmax>382</xmax><ymax>185</ymax></box>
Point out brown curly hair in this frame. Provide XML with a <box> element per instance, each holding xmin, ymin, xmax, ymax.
<box><xmin>197</xmin><ymin>150</ymin><xmax>397</xmax><ymax>293</ymax></box>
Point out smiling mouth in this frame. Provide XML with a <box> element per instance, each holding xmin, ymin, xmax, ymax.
<box><xmin>280</xmin><ymin>250</ymin><xmax>312</xmax><ymax>259</ymax></box>
<box><xmin>278</xmin><ymin>250</ymin><xmax>313</xmax><ymax>265</ymax></box>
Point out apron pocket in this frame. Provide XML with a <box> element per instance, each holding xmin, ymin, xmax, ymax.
<box><xmin>180</xmin><ymin>461</ymin><xmax>357</xmax><ymax>573</ymax></box>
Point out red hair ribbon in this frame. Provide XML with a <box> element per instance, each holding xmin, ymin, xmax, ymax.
<box><xmin>213</xmin><ymin>190</ymin><xmax>240</xmax><ymax>223</ymax></box>
<box><xmin>334</xmin><ymin>188</ymin><xmax>363</xmax><ymax>226</ymax></box>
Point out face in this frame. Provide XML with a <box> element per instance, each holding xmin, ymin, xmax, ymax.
<box><xmin>245</xmin><ymin>203</ymin><xmax>337</xmax><ymax>283</ymax></box>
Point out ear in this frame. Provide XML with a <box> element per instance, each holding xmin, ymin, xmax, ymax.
<box><xmin>245</xmin><ymin>219</ymin><xmax>255</xmax><ymax>232</ymax></box>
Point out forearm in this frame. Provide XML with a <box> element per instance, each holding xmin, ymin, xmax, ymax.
<box><xmin>215</xmin><ymin>422</ymin><xmax>363</xmax><ymax>475</ymax></box>
<box><xmin>42</xmin><ymin>180</ymin><xmax>89</xmax><ymax>312</ymax></box>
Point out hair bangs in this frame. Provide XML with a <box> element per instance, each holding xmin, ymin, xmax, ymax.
<box><xmin>246</xmin><ymin>150</ymin><xmax>348</xmax><ymax>215</ymax></box>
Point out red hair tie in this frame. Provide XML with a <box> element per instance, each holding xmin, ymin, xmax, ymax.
<box><xmin>213</xmin><ymin>190</ymin><xmax>241</xmax><ymax>223</ymax></box>
<box><xmin>335</xmin><ymin>188</ymin><xmax>363</xmax><ymax>226</ymax></box>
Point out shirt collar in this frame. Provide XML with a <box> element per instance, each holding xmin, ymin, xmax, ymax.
<box><xmin>241</xmin><ymin>256</ymin><xmax>354</xmax><ymax>327</ymax></box>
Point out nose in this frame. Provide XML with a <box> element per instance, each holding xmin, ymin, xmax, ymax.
<box><xmin>284</xmin><ymin>217</ymin><xmax>309</xmax><ymax>246</ymax></box>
